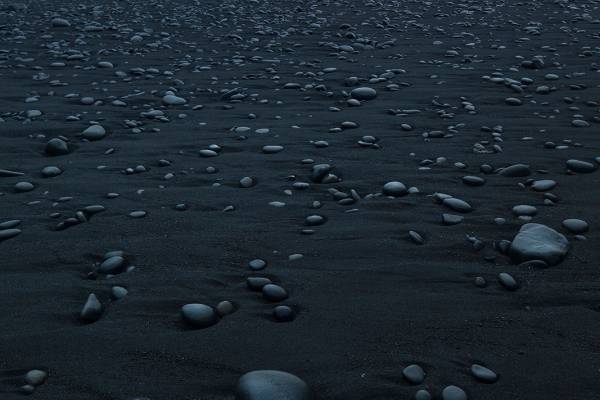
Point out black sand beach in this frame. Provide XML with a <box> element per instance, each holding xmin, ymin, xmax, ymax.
<box><xmin>1</xmin><ymin>0</ymin><xmax>600</xmax><ymax>399</ymax></box>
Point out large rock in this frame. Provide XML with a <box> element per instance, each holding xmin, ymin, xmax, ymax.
<box><xmin>236</xmin><ymin>370</ymin><xmax>311</xmax><ymax>400</ymax></box>
<box><xmin>509</xmin><ymin>223</ymin><xmax>569</xmax><ymax>266</ymax></box>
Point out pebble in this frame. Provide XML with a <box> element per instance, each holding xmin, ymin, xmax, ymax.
<box><xmin>562</xmin><ymin>219</ymin><xmax>589</xmax><ymax>234</ymax></box>
<box><xmin>236</xmin><ymin>370</ymin><xmax>310</xmax><ymax>400</ymax></box>
<box><xmin>181</xmin><ymin>304</ymin><xmax>219</xmax><ymax>328</ymax></box>
<box><xmin>350</xmin><ymin>87</ymin><xmax>377</xmax><ymax>101</ymax></box>
<box><xmin>14</xmin><ymin>182</ymin><xmax>35</xmax><ymax>192</ymax></box>
<box><xmin>24</xmin><ymin>370</ymin><xmax>47</xmax><ymax>386</ymax></box>
<box><xmin>402</xmin><ymin>364</ymin><xmax>425</xmax><ymax>384</ymax></box>
<box><xmin>273</xmin><ymin>305</ymin><xmax>295</xmax><ymax>322</ymax></box>
<box><xmin>442</xmin><ymin>385</ymin><xmax>467</xmax><ymax>400</ymax></box>
<box><xmin>470</xmin><ymin>364</ymin><xmax>498</xmax><ymax>383</ymax></box>
<box><xmin>510</xmin><ymin>223</ymin><xmax>569</xmax><ymax>265</ymax></box>
<box><xmin>262</xmin><ymin>284</ymin><xmax>288</xmax><ymax>302</ymax></box>
<box><xmin>45</xmin><ymin>138</ymin><xmax>69</xmax><ymax>156</ymax></box>
<box><xmin>498</xmin><ymin>272</ymin><xmax>519</xmax><ymax>291</ymax></box>
<box><xmin>382</xmin><ymin>181</ymin><xmax>407</xmax><ymax>197</ymax></box>
<box><xmin>81</xmin><ymin>125</ymin><xmax>107</xmax><ymax>141</ymax></box>
<box><xmin>566</xmin><ymin>159</ymin><xmax>597</xmax><ymax>173</ymax></box>
<box><xmin>80</xmin><ymin>293</ymin><xmax>103</xmax><ymax>323</ymax></box>
<box><xmin>0</xmin><ymin>228</ymin><xmax>21</xmax><ymax>242</ymax></box>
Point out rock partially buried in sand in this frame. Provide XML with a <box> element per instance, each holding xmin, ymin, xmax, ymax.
<box><xmin>45</xmin><ymin>138</ymin><xmax>70</xmax><ymax>156</ymax></box>
<box><xmin>181</xmin><ymin>303</ymin><xmax>218</xmax><ymax>328</ymax></box>
<box><xmin>442</xmin><ymin>385</ymin><xmax>467</xmax><ymax>400</ymax></box>
<box><xmin>509</xmin><ymin>223</ymin><xmax>569</xmax><ymax>266</ymax></box>
<box><xmin>382</xmin><ymin>181</ymin><xmax>407</xmax><ymax>197</ymax></box>
<box><xmin>236</xmin><ymin>370</ymin><xmax>311</xmax><ymax>400</ymax></box>
<box><xmin>0</xmin><ymin>228</ymin><xmax>21</xmax><ymax>242</ymax></box>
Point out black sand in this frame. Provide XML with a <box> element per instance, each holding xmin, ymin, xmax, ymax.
<box><xmin>1</xmin><ymin>0</ymin><xmax>600</xmax><ymax>399</ymax></box>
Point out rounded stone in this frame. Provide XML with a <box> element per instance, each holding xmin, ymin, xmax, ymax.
<box><xmin>470</xmin><ymin>364</ymin><xmax>498</xmax><ymax>383</ymax></box>
<box><xmin>81</xmin><ymin>125</ymin><xmax>106</xmax><ymax>141</ymax></box>
<box><xmin>15</xmin><ymin>182</ymin><xmax>35</xmax><ymax>192</ymax></box>
<box><xmin>45</xmin><ymin>138</ymin><xmax>70</xmax><ymax>156</ymax></box>
<box><xmin>305</xmin><ymin>215</ymin><xmax>326</xmax><ymax>226</ymax></box>
<box><xmin>462</xmin><ymin>176</ymin><xmax>485</xmax><ymax>186</ymax></box>
<box><xmin>531</xmin><ymin>180</ymin><xmax>556</xmax><ymax>191</ymax></box>
<box><xmin>562</xmin><ymin>219</ymin><xmax>589</xmax><ymax>234</ymax></box>
<box><xmin>402</xmin><ymin>364</ymin><xmax>425</xmax><ymax>385</ymax></box>
<box><xmin>99</xmin><ymin>256</ymin><xmax>125</xmax><ymax>274</ymax></box>
<box><xmin>566</xmin><ymin>159</ymin><xmax>597</xmax><ymax>173</ymax></box>
<box><xmin>181</xmin><ymin>304</ymin><xmax>219</xmax><ymax>328</ymax></box>
<box><xmin>498</xmin><ymin>272</ymin><xmax>518</xmax><ymax>291</ymax></box>
<box><xmin>273</xmin><ymin>305</ymin><xmax>295</xmax><ymax>322</ymax></box>
<box><xmin>415</xmin><ymin>389</ymin><xmax>432</xmax><ymax>400</ymax></box>
<box><xmin>80</xmin><ymin>293</ymin><xmax>103</xmax><ymax>322</ymax></box>
<box><xmin>499</xmin><ymin>164</ymin><xmax>530</xmax><ymax>177</ymax></box>
<box><xmin>236</xmin><ymin>370</ymin><xmax>311</xmax><ymax>400</ymax></box>
<box><xmin>216</xmin><ymin>300</ymin><xmax>235</xmax><ymax>316</ymax></box>
<box><xmin>111</xmin><ymin>286</ymin><xmax>128</xmax><ymax>300</ymax></box>
<box><xmin>510</xmin><ymin>223</ymin><xmax>569</xmax><ymax>265</ymax></box>
<box><xmin>239</xmin><ymin>177</ymin><xmax>256</xmax><ymax>188</ymax></box>
<box><xmin>442</xmin><ymin>385</ymin><xmax>467</xmax><ymax>400</ymax></box>
<box><xmin>262</xmin><ymin>284</ymin><xmax>288</xmax><ymax>302</ymax></box>
<box><xmin>350</xmin><ymin>87</ymin><xmax>377</xmax><ymax>101</ymax></box>
<box><xmin>382</xmin><ymin>181</ymin><xmax>407</xmax><ymax>197</ymax></box>
<box><xmin>41</xmin><ymin>166</ymin><xmax>62</xmax><ymax>178</ymax></box>
<box><xmin>24</xmin><ymin>370</ymin><xmax>47</xmax><ymax>386</ymax></box>
<box><xmin>249</xmin><ymin>259</ymin><xmax>267</xmax><ymax>271</ymax></box>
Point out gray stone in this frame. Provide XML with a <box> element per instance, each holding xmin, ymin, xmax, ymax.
<box><xmin>181</xmin><ymin>304</ymin><xmax>218</xmax><ymax>328</ymax></box>
<box><xmin>24</xmin><ymin>370</ymin><xmax>47</xmax><ymax>386</ymax></box>
<box><xmin>562</xmin><ymin>219</ymin><xmax>589</xmax><ymax>234</ymax></box>
<box><xmin>236</xmin><ymin>370</ymin><xmax>311</xmax><ymax>400</ymax></box>
<box><xmin>350</xmin><ymin>87</ymin><xmax>377</xmax><ymax>100</ymax></box>
<box><xmin>442</xmin><ymin>385</ymin><xmax>467</xmax><ymax>400</ymax></box>
<box><xmin>402</xmin><ymin>364</ymin><xmax>425</xmax><ymax>385</ymax></box>
<box><xmin>80</xmin><ymin>293</ymin><xmax>103</xmax><ymax>322</ymax></box>
<box><xmin>470</xmin><ymin>364</ymin><xmax>498</xmax><ymax>383</ymax></box>
<box><xmin>45</xmin><ymin>138</ymin><xmax>70</xmax><ymax>156</ymax></box>
<box><xmin>82</xmin><ymin>125</ymin><xmax>106</xmax><ymax>141</ymax></box>
<box><xmin>382</xmin><ymin>181</ymin><xmax>407</xmax><ymax>197</ymax></box>
<box><xmin>510</xmin><ymin>223</ymin><xmax>569</xmax><ymax>265</ymax></box>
